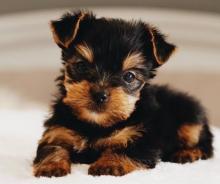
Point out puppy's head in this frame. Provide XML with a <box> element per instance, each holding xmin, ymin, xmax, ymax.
<box><xmin>51</xmin><ymin>10</ymin><xmax>176</xmax><ymax>127</ymax></box>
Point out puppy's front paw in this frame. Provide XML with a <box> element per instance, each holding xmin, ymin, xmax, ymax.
<box><xmin>88</xmin><ymin>163</ymin><xmax>127</xmax><ymax>176</ymax></box>
<box><xmin>33</xmin><ymin>160</ymin><xmax>71</xmax><ymax>177</ymax></box>
<box><xmin>88</xmin><ymin>153</ymin><xmax>141</xmax><ymax>176</ymax></box>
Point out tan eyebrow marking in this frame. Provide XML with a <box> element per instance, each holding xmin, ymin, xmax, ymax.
<box><xmin>75</xmin><ymin>43</ymin><xmax>94</xmax><ymax>63</ymax></box>
<box><xmin>122</xmin><ymin>52</ymin><xmax>145</xmax><ymax>71</ymax></box>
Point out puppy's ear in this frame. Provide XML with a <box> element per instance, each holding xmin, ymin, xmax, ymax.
<box><xmin>148</xmin><ymin>27</ymin><xmax>176</xmax><ymax>66</ymax></box>
<box><xmin>50</xmin><ymin>11</ymin><xmax>92</xmax><ymax>48</ymax></box>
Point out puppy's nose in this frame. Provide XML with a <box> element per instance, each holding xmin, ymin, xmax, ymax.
<box><xmin>92</xmin><ymin>91</ymin><xmax>109</xmax><ymax>104</ymax></box>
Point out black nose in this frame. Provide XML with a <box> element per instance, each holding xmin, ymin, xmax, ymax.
<box><xmin>92</xmin><ymin>91</ymin><xmax>109</xmax><ymax>104</ymax></box>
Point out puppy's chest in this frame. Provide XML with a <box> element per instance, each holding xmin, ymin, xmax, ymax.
<box><xmin>74</xmin><ymin>124</ymin><xmax>146</xmax><ymax>152</ymax></box>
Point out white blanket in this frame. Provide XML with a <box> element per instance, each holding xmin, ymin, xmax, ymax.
<box><xmin>0</xmin><ymin>109</ymin><xmax>219</xmax><ymax>184</ymax></box>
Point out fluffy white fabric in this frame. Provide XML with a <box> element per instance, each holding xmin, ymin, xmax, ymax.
<box><xmin>0</xmin><ymin>109</ymin><xmax>219</xmax><ymax>184</ymax></box>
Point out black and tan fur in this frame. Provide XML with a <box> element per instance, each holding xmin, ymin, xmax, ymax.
<box><xmin>33</xmin><ymin>10</ymin><xmax>213</xmax><ymax>177</ymax></box>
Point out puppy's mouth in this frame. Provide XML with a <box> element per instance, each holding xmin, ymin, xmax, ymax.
<box><xmin>87</xmin><ymin>102</ymin><xmax>107</xmax><ymax>113</ymax></box>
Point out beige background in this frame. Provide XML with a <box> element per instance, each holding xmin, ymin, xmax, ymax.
<box><xmin>0</xmin><ymin>0</ymin><xmax>220</xmax><ymax>15</ymax></box>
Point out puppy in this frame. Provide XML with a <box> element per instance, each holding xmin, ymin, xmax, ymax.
<box><xmin>33</xmin><ymin>10</ymin><xmax>213</xmax><ymax>177</ymax></box>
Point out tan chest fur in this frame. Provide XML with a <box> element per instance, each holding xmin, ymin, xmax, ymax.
<box><xmin>91</xmin><ymin>124</ymin><xmax>145</xmax><ymax>149</ymax></box>
<box><xmin>40</xmin><ymin>124</ymin><xmax>145</xmax><ymax>153</ymax></box>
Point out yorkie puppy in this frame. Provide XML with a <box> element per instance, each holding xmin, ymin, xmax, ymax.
<box><xmin>33</xmin><ymin>10</ymin><xmax>213</xmax><ymax>177</ymax></box>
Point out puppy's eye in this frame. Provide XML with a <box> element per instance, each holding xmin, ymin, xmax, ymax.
<box><xmin>123</xmin><ymin>71</ymin><xmax>136</xmax><ymax>83</ymax></box>
<box><xmin>75</xmin><ymin>61</ymin><xmax>88</xmax><ymax>73</ymax></box>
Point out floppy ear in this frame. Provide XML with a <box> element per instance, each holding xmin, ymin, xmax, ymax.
<box><xmin>50</xmin><ymin>11</ymin><xmax>91</xmax><ymax>48</ymax></box>
<box><xmin>148</xmin><ymin>27</ymin><xmax>176</xmax><ymax>66</ymax></box>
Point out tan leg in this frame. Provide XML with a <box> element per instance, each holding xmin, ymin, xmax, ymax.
<box><xmin>33</xmin><ymin>146</ymin><xmax>71</xmax><ymax>177</ymax></box>
<box><xmin>33</xmin><ymin>126</ymin><xmax>87</xmax><ymax>177</ymax></box>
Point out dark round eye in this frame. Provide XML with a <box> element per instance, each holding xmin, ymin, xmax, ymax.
<box><xmin>75</xmin><ymin>61</ymin><xmax>88</xmax><ymax>72</ymax></box>
<box><xmin>123</xmin><ymin>71</ymin><xmax>136</xmax><ymax>83</ymax></box>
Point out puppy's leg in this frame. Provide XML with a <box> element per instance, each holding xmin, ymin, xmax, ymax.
<box><xmin>33</xmin><ymin>126</ymin><xmax>87</xmax><ymax>177</ymax></box>
<box><xmin>160</xmin><ymin>98</ymin><xmax>213</xmax><ymax>163</ymax></box>
<box><xmin>155</xmin><ymin>86</ymin><xmax>214</xmax><ymax>163</ymax></box>
<box><xmin>88</xmin><ymin>149</ymin><xmax>158</xmax><ymax>176</ymax></box>
<box><xmin>169</xmin><ymin>123</ymin><xmax>213</xmax><ymax>163</ymax></box>
<box><xmin>33</xmin><ymin>145</ymin><xmax>71</xmax><ymax>177</ymax></box>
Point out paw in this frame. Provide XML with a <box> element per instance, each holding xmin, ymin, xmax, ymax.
<box><xmin>169</xmin><ymin>148</ymin><xmax>205</xmax><ymax>164</ymax></box>
<box><xmin>33</xmin><ymin>160</ymin><xmax>71</xmax><ymax>177</ymax></box>
<box><xmin>88</xmin><ymin>163</ymin><xmax>128</xmax><ymax>176</ymax></box>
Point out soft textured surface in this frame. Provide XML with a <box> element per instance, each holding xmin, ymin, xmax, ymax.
<box><xmin>0</xmin><ymin>109</ymin><xmax>219</xmax><ymax>184</ymax></box>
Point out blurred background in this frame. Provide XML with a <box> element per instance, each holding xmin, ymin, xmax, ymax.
<box><xmin>0</xmin><ymin>0</ymin><xmax>219</xmax><ymax>126</ymax></box>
